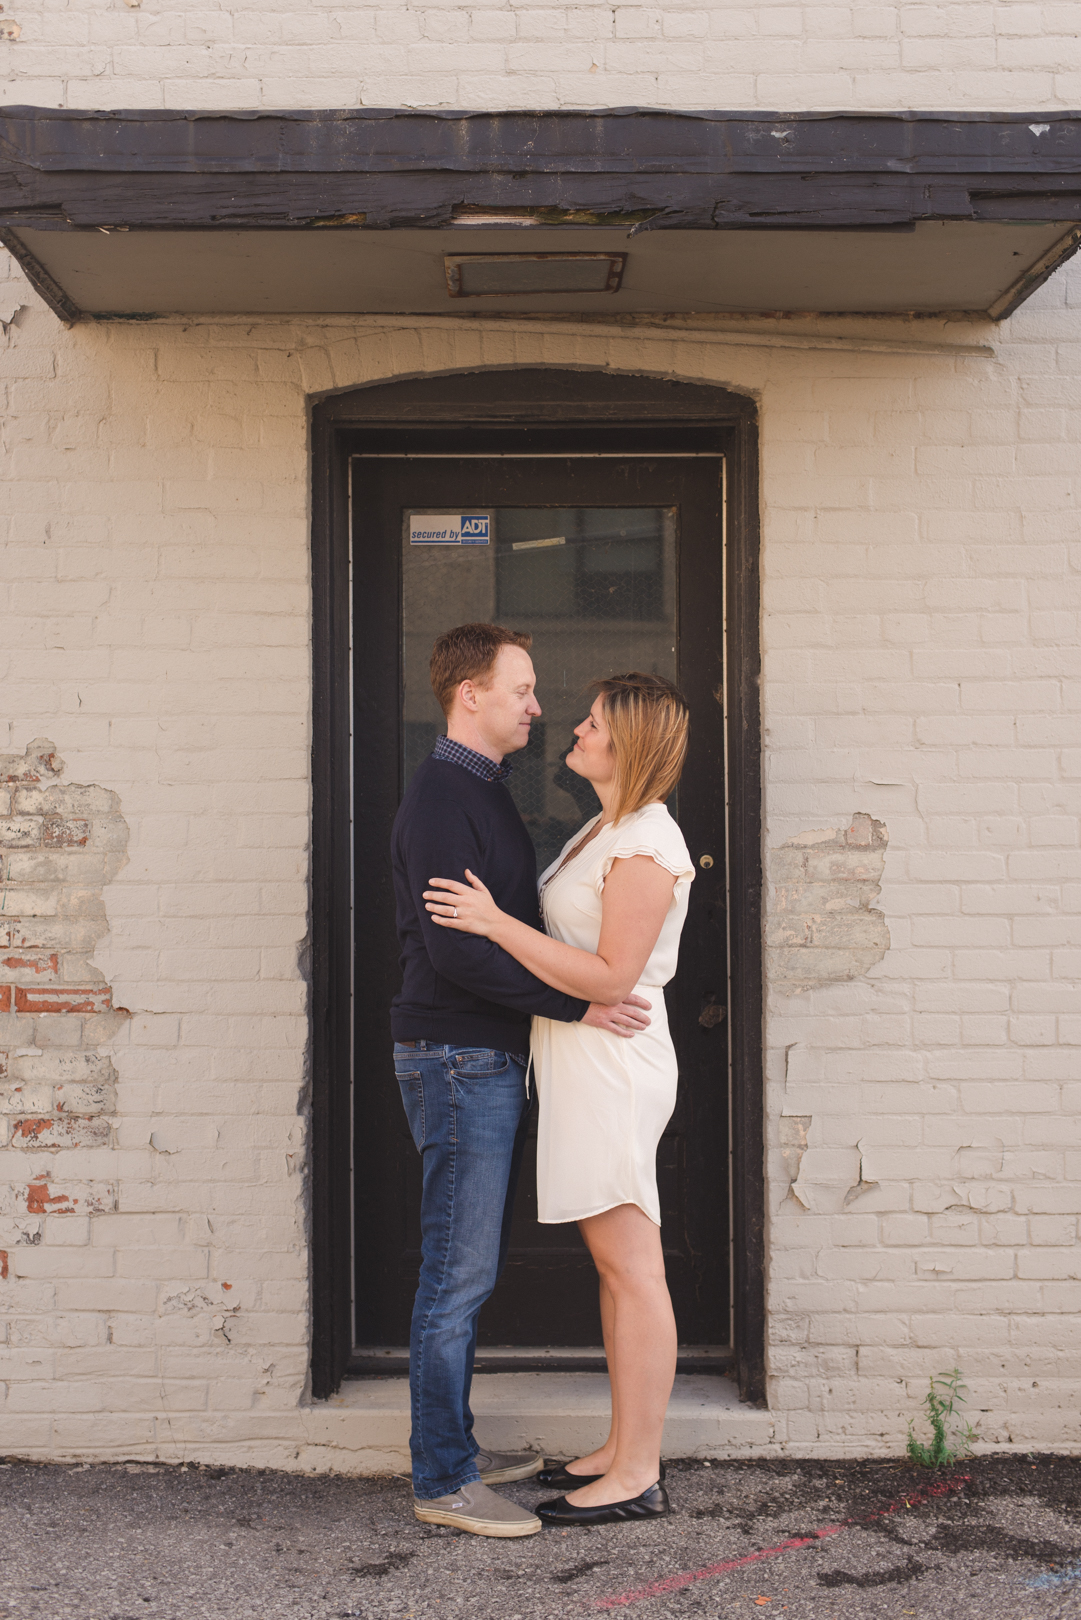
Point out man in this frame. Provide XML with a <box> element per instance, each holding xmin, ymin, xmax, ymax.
<box><xmin>391</xmin><ymin>622</ymin><xmax>652</xmax><ymax>1538</ymax></box>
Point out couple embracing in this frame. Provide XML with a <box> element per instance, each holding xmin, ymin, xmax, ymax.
<box><xmin>390</xmin><ymin>622</ymin><xmax>694</xmax><ymax>1538</ymax></box>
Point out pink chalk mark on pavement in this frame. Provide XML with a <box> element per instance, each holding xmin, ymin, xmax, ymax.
<box><xmin>591</xmin><ymin>1474</ymin><xmax>970</xmax><ymax>1610</ymax></box>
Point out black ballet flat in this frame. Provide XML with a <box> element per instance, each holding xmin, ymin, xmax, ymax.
<box><xmin>535</xmin><ymin>1464</ymin><xmax>603</xmax><ymax>1488</ymax></box>
<box><xmin>536</xmin><ymin>1480</ymin><xmax>670</xmax><ymax>1526</ymax></box>
<box><xmin>535</xmin><ymin>1461</ymin><xmax>665</xmax><ymax>1489</ymax></box>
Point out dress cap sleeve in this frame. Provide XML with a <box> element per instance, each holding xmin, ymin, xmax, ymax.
<box><xmin>594</xmin><ymin>805</ymin><xmax>696</xmax><ymax>897</ymax></box>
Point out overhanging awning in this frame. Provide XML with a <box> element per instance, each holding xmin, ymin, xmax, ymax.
<box><xmin>2</xmin><ymin>107</ymin><xmax>1080</xmax><ymax>323</ymax></box>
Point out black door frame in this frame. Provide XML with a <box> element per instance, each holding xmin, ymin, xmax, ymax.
<box><xmin>310</xmin><ymin>367</ymin><xmax>765</xmax><ymax>1404</ymax></box>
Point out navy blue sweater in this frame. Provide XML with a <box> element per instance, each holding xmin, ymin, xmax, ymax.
<box><xmin>391</xmin><ymin>754</ymin><xmax>589</xmax><ymax>1049</ymax></box>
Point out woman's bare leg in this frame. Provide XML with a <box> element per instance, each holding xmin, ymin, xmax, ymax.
<box><xmin>563</xmin><ymin>1271</ymin><xmax>619</xmax><ymax>1476</ymax></box>
<box><xmin>563</xmin><ymin>1202</ymin><xmax>676</xmax><ymax>1506</ymax></box>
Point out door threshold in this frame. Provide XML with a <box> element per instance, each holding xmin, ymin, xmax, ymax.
<box><xmin>346</xmin><ymin>1345</ymin><xmax>734</xmax><ymax>1378</ymax></box>
<box><xmin>319</xmin><ymin>1368</ymin><xmax>773</xmax><ymax>1464</ymax></box>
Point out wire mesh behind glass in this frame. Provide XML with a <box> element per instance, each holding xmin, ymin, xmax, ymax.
<box><xmin>402</xmin><ymin>506</ymin><xmax>678</xmax><ymax>877</ymax></box>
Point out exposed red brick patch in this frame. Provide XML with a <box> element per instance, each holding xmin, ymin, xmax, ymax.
<box><xmin>12</xmin><ymin>1116</ymin><xmax>110</xmax><ymax>1149</ymax></box>
<box><xmin>2</xmin><ymin>952</ymin><xmax>59</xmax><ymax>978</ymax></box>
<box><xmin>0</xmin><ymin>747</ymin><xmax>126</xmax><ymax>1300</ymax></box>
<box><xmin>0</xmin><ymin>1251</ymin><xmax>7</xmax><ymax>1281</ymax></box>
<box><xmin>15</xmin><ymin>985</ymin><xmax>111</xmax><ymax>1014</ymax></box>
<box><xmin>43</xmin><ymin>817</ymin><xmax>90</xmax><ymax>848</ymax></box>
<box><xmin>14</xmin><ymin>1119</ymin><xmax>55</xmax><ymax>1142</ymax></box>
<box><xmin>55</xmin><ymin>1082</ymin><xmax>112</xmax><ymax>1115</ymax></box>
<box><xmin>0</xmin><ymin>818</ymin><xmax>40</xmax><ymax>849</ymax></box>
<box><xmin>26</xmin><ymin>1177</ymin><xmax>78</xmax><ymax>1214</ymax></box>
<box><xmin>1</xmin><ymin>740</ymin><xmax>63</xmax><ymax>784</ymax></box>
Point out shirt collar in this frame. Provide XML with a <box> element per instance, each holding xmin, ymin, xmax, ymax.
<box><xmin>432</xmin><ymin>733</ymin><xmax>513</xmax><ymax>783</ymax></box>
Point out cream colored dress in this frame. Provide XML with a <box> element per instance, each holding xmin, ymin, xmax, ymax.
<box><xmin>530</xmin><ymin>803</ymin><xmax>695</xmax><ymax>1226</ymax></box>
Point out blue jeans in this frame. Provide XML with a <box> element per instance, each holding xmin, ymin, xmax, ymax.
<box><xmin>393</xmin><ymin>1041</ymin><xmax>530</xmax><ymax>1500</ymax></box>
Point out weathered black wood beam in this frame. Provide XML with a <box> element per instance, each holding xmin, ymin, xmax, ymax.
<box><xmin>0</xmin><ymin>224</ymin><xmax>80</xmax><ymax>322</ymax></box>
<box><xmin>5</xmin><ymin>105</ymin><xmax>1081</xmax><ymax>173</ymax></box>
<box><xmin>2</xmin><ymin>107</ymin><xmax>1080</xmax><ymax>234</ymax></box>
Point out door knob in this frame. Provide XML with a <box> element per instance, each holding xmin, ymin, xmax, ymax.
<box><xmin>699</xmin><ymin>1001</ymin><xmax>727</xmax><ymax>1029</ymax></box>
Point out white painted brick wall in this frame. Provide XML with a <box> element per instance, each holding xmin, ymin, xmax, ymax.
<box><xmin>1</xmin><ymin>264</ymin><xmax>1078</xmax><ymax>1462</ymax></box>
<box><xmin>1</xmin><ymin>0</ymin><xmax>1080</xmax><ymax>1464</ymax></box>
<box><xmin>0</xmin><ymin>0</ymin><xmax>1080</xmax><ymax>111</ymax></box>
<box><xmin>761</xmin><ymin>273</ymin><xmax>1081</xmax><ymax>1453</ymax></box>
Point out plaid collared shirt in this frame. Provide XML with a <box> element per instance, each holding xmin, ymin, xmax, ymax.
<box><xmin>432</xmin><ymin>733</ymin><xmax>513</xmax><ymax>783</ymax></box>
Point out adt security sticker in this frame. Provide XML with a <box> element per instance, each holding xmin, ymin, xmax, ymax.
<box><xmin>409</xmin><ymin>513</ymin><xmax>490</xmax><ymax>545</ymax></box>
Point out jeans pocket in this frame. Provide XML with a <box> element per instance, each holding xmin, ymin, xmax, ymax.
<box><xmin>396</xmin><ymin>1071</ymin><xmax>425</xmax><ymax>1149</ymax></box>
<box><xmin>447</xmin><ymin>1047</ymin><xmax>510</xmax><ymax>1077</ymax></box>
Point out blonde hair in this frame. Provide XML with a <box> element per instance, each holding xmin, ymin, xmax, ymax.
<box><xmin>589</xmin><ymin>672</ymin><xmax>690</xmax><ymax>824</ymax></box>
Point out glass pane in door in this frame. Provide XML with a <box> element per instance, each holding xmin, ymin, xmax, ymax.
<box><xmin>402</xmin><ymin>505</ymin><xmax>677</xmax><ymax>875</ymax></box>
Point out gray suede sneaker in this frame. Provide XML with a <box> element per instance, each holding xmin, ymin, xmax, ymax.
<box><xmin>475</xmin><ymin>1447</ymin><xmax>545</xmax><ymax>1485</ymax></box>
<box><xmin>413</xmin><ymin>1481</ymin><xmax>542</xmax><ymax>1537</ymax></box>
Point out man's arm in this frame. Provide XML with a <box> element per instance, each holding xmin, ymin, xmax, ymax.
<box><xmin>402</xmin><ymin>803</ymin><xmax>589</xmax><ymax>1024</ymax></box>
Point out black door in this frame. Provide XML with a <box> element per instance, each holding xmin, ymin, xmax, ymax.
<box><xmin>351</xmin><ymin>433</ymin><xmax>730</xmax><ymax>1350</ymax></box>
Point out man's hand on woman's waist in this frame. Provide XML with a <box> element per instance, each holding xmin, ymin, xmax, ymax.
<box><xmin>581</xmin><ymin>994</ymin><xmax>652</xmax><ymax>1038</ymax></box>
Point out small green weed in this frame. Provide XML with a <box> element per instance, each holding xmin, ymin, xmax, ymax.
<box><xmin>905</xmin><ymin>1367</ymin><xmax>978</xmax><ymax>1468</ymax></box>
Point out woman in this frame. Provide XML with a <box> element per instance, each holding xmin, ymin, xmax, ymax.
<box><xmin>423</xmin><ymin>671</ymin><xmax>694</xmax><ymax>1529</ymax></box>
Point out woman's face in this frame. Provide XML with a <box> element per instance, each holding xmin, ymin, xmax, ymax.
<box><xmin>566</xmin><ymin>696</ymin><xmax>616</xmax><ymax>788</ymax></box>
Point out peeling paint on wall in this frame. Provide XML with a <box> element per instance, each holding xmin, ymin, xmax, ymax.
<box><xmin>767</xmin><ymin>812</ymin><xmax>890</xmax><ymax>989</ymax></box>
<box><xmin>843</xmin><ymin>1148</ymin><xmax>880</xmax><ymax>1208</ymax></box>
<box><xmin>0</xmin><ymin>739</ymin><xmax>128</xmax><ymax>1246</ymax></box>
<box><xmin>779</xmin><ymin>1114</ymin><xmax>812</xmax><ymax>1207</ymax></box>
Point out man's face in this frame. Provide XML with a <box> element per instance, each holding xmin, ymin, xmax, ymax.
<box><xmin>469</xmin><ymin>645</ymin><xmax>542</xmax><ymax>757</ymax></box>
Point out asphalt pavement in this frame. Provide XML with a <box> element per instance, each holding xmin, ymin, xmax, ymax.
<box><xmin>1</xmin><ymin>1453</ymin><xmax>1079</xmax><ymax>1619</ymax></box>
